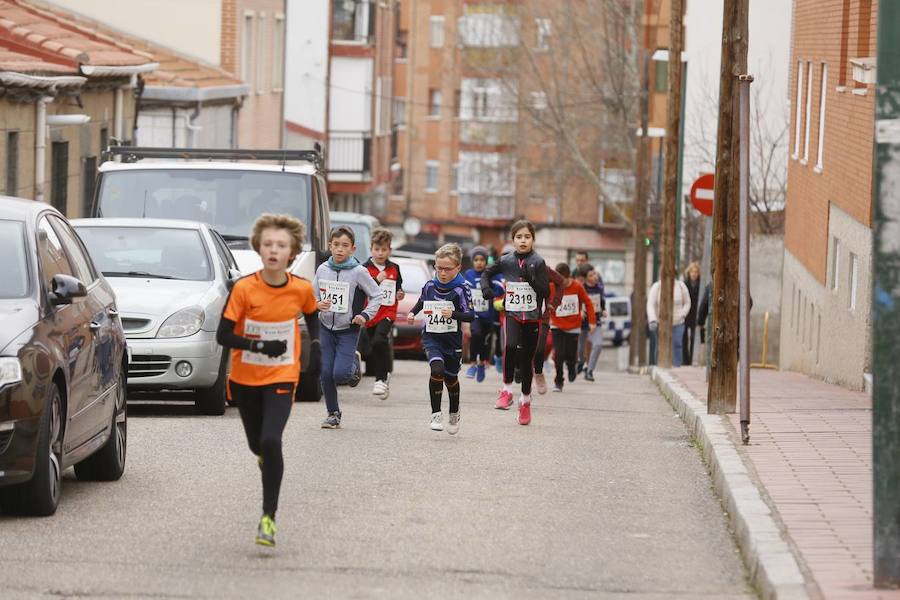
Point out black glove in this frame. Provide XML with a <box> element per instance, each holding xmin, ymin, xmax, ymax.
<box><xmin>306</xmin><ymin>340</ymin><xmax>321</xmax><ymax>376</ymax></box>
<box><xmin>481</xmin><ymin>285</ymin><xmax>495</xmax><ymax>301</ymax></box>
<box><xmin>253</xmin><ymin>339</ymin><xmax>287</xmax><ymax>358</ymax></box>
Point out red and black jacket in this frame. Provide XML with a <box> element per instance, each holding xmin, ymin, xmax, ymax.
<box><xmin>363</xmin><ymin>258</ymin><xmax>404</xmax><ymax>326</ymax></box>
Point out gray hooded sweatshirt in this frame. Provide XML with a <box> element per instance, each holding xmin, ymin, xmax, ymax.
<box><xmin>314</xmin><ymin>259</ymin><xmax>383</xmax><ymax>331</ymax></box>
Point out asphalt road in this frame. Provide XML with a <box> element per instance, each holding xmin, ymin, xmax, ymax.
<box><xmin>0</xmin><ymin>348</ymin><xmax>755</xmax><ymax>599</ymax></box>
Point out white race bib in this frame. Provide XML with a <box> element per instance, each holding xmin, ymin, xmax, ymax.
<box><xmin>241</xmin><ymin>318</ymin><xmax>295</xmax><ymax>366</ymax></box>
<box><xmin>380</xmin><ymin>278</ymin><xmax>397</xmax><ymax>307</ymax></box>
<box><xmin>320</xmin><ymin>280</ymin><xmax>350</xmax><ymax>314</ymax></box>
<box><xmin>505</xmin><ymin>282</ymin><xmax>537</xmax><ymax>312</ymax></box>
<box><xmin>556</xmin><ymin>294</ymin><xmax>579</xmax><ymax>317</ymax></box>
<box><xmin>472</xmin><ymin>293</ymin><xmax>490</xmax><ymax>313</ymax></box>
<box><xmin>588</xmin><ymin>294</ymin><xmax>603</xmax><ymax>313</ymax></box>
<box><xmin>423</xmin><ymin>300</ymin><xmax>457</xmax><ymax>333</ymax></box>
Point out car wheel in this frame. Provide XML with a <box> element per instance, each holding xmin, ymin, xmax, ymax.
<box><xmin>74</xmin><ymin>363</ymin><xmax>127</xmax><ymax>482</ymax></box>
<box><xmin>295</xmin><ymin>371</ymin><xmax>322</xmax><ymax>403</ymax></box>
<box><xmin>195</xmin><ymin>352</ymin><xmax>227</xmax><ymax>416</ymax></box>
<box><xmin>6</xmin><ymin>383</ymin><xmax>64</xmax><ymax>516</ymax></box>
<box><xmin>613</xmin><ymin>338</ymin><xmax>624</xmax><ymax>347</ymax></box>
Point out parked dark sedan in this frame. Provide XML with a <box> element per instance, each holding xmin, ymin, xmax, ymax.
<box><xmin>0</xmin><ymin>198</ymin><xmax>128</xmax><ymax>516</ymax></box>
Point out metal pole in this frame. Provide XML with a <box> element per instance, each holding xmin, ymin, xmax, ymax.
<box><xmin>873</xmin><ymin>0</ymin><xmax>900</xmax><ymax>585</ymax></box>
<box><xmin>701</xmin><ymin>217</ymin><xmax>713</xmax><ymax>379</ymax></box>
<box><xmin>738</xmin><ymin>75</ymin><xmax>753</xmax><ymax>445</ymax></box>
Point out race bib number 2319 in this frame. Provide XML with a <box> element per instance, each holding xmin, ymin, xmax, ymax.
<box><xmin>505</xmin><ymin>282</ymin><xmax>537</xmax><ymax>312</ymax></box>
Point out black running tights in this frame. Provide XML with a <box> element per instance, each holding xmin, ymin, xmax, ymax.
<box><xmin>231</xmin><ymin>381</ymin><xmax>293</xmax><ymax>518</ymax></box>
<box><xmin>429</xmin><ymin>360</ymin><xmax>460</xmax><ymax>414</ymax></box>
<box><xmin>503</xmin><ymin>319</ymin><xmax>539</xmax><ymax>395</ymax></box>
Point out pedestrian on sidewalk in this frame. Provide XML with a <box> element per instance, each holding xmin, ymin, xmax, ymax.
<box><xmin>681</xmin><ymin>262</ymin><xmax>701</xmax><ymax>366</ymax></box>
<box><xmin>463</xmin><ymin>246</ymin><xmax>502</xmax><ymax>383</ymax></box>
<box><xmin>646</xmin><ymin>277</ymin><xmax>691</xmax><ymax>367</ymax></box>
<box><xmin>216</xmin><ymin>214</ymin><xmax>320</xmax><ymax>547</ymax></box>
<box><xmin>406</xmin><ymin>244</ymin><xmax>474</xmax><ymax>434</ymax></box>
<box><xmin>315</xmin><ymin>226</ymin><xmax>383</xmax><ymax>429</ymax></box>
<box><xmin>361</xmin><ymin>227</ymin><xmax>405</xmax><ymax>400</ymax></box>
<box><xmin>582</xmin><ymin>265</ymin><xmax>607</xmax><ymax>381</ymax></box>
<box><xmin>480</xmin><ymin>220</ymin><xmax>552</xmax><ymax>426</ymax></box>
<box><xmin>550</xmin><ymin>263</ymin><xmax>597</xmax><ymax>391</ymax></box>
<box><xmin>574</xmin><ymin>261</ymin><xmax>592</xmax><ymax>374</ymax></box>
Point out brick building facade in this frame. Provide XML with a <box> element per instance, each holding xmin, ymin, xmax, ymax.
<box><xmin>780</xmin><ymin>0</ymin><xmax>877</xmax><ymax>389</ymax></box>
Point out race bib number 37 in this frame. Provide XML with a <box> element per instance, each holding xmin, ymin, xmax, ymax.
<box><xmin>380</xmin><ymin>279</ymin><xmax>397</xmax><ymax>307</ymax></box>
<box><xmin>241</xmin><ymin>318</ymin><xmax>295</xmax><ymax>366</ymax></box>
<box><xmin>506</xmin><ymin>282</ymin><xmax>537</xmax><ymax>312</ymax></box>
<box><xmin>320</xmin><ymin>280</ymin><xmax>350</xmax><ymax>314</ymax></box>
<box><xmin>423</xmin><ymin>300</ymin><xmax>457</xmax><ymax>333</ymax></box>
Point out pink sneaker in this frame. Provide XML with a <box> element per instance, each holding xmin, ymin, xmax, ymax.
<box><xmin>495</xmin><ymin>389</ymin><xmax>514</xmax><ymax>410</ymax></box>
<box><xmin>518</xmin><ymin>399</ymin><xmax>532</xmax><ymax>426</ymax></box>
<box><xmin>534</xmin><ymin>373</ymin><xmax>547</xmax><ymax>395</ymax></box>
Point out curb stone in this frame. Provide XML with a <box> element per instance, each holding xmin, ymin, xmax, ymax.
<box><xmin>650</xmin><ymin>367</ymin><xmax>811</xmax><ymax>600</ymax></box>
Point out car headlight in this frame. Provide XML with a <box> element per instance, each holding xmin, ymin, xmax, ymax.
<box><xmin>0</xmin><ymin>357</ymin><xmax>23</xmax><ymax>389</ymax></box>
<box><xmin>157</xmin><ymin>307</ymin><xmax>205</xmax><ymax>338</ymax></box>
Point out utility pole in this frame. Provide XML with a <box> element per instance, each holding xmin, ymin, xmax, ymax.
<box><xmin>630</xmin><ymin>0</ymin><xmax>653</xmax><ymax>368</ymax></box>
<box><xmin>873</xmin><ymin>0</ymin><xmax>900</xmax><ymax>585</ymax></box>
<box><xmin>657</xmin><ymin>0</ymin><xmax>684</xmax><ymax>368</ymax></box>
<box><xmin>707</xmin><ymin>0</ymin><xmax>748</xmax><ymax>414</ymax></box>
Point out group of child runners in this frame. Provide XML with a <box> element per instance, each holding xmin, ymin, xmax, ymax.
<box><xmin>217</xmin><ymin>214</ymin><xmax>607</xmax><ymax>547</ymax></box>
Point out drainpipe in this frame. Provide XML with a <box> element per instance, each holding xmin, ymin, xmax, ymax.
<box><xmin>114</xmin><ymin>85</ymin><xmax>125</xmax><ymax>142</ymax></box>
<box><xmin>34</xmin><ymin>96</ymin><xmax>52</xmax><ymax>203</ymax></box>
<box><xmin>184</xmin><ymin>102</ymin><xmax>202</xmax><ymax>148</ymax></box>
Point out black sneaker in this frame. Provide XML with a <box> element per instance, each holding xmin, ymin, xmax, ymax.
<box><xmin>321</xmin><ymin>411</ymin><xmax>342</xmax><ymax>429</ymax></box>
<box><xmin>568</xmin><ymin>370</ymin><xmax>577</xmax><ymax>383</ymax></box>
<box><xmin>584</xmin><ymin>371</ymin><xmax>595</xmax><ymax>382</ymax></box>
<box><xmin>348</xmin><ymin>352</ymin><xmax>362</xmax><ymax>388</ymax></box>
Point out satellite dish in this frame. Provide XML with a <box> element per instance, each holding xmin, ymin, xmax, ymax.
<box><xmin>403</xmin><ymin>217</ymin><xmax>421</xmax><ymax>237</ymax></box>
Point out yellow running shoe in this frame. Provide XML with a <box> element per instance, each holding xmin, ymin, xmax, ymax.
<box><xmin>256</xmin><ymin>514</ymin><xmax>276</xmax><ymax>547</ymax></box>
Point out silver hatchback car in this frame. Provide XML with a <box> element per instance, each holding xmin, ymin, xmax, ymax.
<box><xmin>72</xmin><ymin>219</ymin><xmax>240</xmax><ymax>415</ymax></box>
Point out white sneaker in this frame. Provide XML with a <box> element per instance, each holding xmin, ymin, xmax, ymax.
<box><xmin>381</xmin><ymin>378</ymin><xmax>390</xmax><ymax>399</ymax></box>
<box><xmin>372</xmin><ymin>380</ymin><xmax>387</xmax><ymax>399</ymax></box>
<box><xmin>430</xmin><ymin>411</ymin><xmax>444</xmax><ymax>431</ymax></box>
<box><xmin>447</xmin><ymin>412</ymin><xmax>460</xmax><ymax>435</ymax></box>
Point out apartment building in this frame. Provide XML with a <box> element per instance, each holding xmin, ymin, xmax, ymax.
<box><xmin>284</xmin><ymin>0</ymin><xmax>399</xmax><ymax>215</ymax></box>
<box><xmin>46</xmin><ymin>0</ymin><xmax>285</xmax><ymax>149</ymax></box>
<box><xmin>780</xmin><ymin>0</ymin><xmax>877</xmax><ymax>389</ymax></box>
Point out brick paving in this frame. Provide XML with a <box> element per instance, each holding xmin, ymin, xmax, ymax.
<box><xmin>669</xmin><ymin>367</ymin><xmax>900</xmax><ymax>600</ymax></box>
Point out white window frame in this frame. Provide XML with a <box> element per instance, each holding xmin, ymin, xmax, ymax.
<box><xmin>428</xmin><ymin>89</ymin><xmax>442</xmax><ymax>118</ymax></box>
<box><xmin>272</xmin><ymin>14</ymin><xmax>285</xmax><ymax>91</ymax></box>
<box><xmin>831</xmin><ymin>236</ymin><xmax>841</xmax><ymax>291</ymax></box>
<box><xmin>535</xmin><ymin>18</ymin><xmax>551</xmax><ymax>51</ymax></box>
<box><xmin>792</xmin><ymin>60</ymin><xmax>803</xmax><ymax>158</ymax></box>
<box><xmin>256</xmin><ymin>12</ymin><xmax>267</xmax><ymax>94</ymax></box>
<box><xmin>393</xmin><ymin>97</ymin><xmax>407</xmax><ymax>127</ymax></box>
<box><xmin>815</xmin><ymin>62</ymin><xmax>827</xmax><ymax>171</ymax></box>
<box><xmin>425</xmin><ymin>161</ymin><xmax>440</xmax><ymax>192</ymax></box>
<box><xmin>430</xmin><ymin>16</ymin><xmax>445</xmax><ymax>48</ymax></box>
<box><xmin>802</xmin><ymin>61</ymin><xmax>812</xmax><ymax>163</ymax></box>
<box><xmin>849</xmin><ymin>252</ymin><xmax>859</xmax><ymax>310</ymax></box>
<box><xmin>241</xmin><ymin>11</ymin><xmax>256</xmax><ymax>86</ymax></box>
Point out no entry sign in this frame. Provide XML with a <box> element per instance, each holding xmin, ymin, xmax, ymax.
<box><xmin>690</xmin><ymin>173</ymin><xmax>715</xmax><ymax>217</ymax></box>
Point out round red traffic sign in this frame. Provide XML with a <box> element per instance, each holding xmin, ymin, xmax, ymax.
<box><xmin>690</xmin><ymin>173</ymin><xmax>715</xmax><ymax>217</ymax></box>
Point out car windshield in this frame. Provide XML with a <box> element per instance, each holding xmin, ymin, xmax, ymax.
<box><xmin>331</xmin><ymin>220</ymin><xmax>371</xmax><ymax>262</ymax></box>
<box><xmin>0</xmin><ymin>220</ymin><xmax>29</xmax><ymax>298</ymax></box>
<box><xmin>608</xmin><ymin>299</ymin><xmax>629</xmax><ymax>317</ymax></box>
<box><xmin>96</xmin><ymin>169</ymin><xmax>311</xmax><ymax>241</ymax></box>
<box><xmin>76</xmin><ymin>227</ymin><xmax>212</xmax><ymax>281</ymax></box>
<box><xmin>398</xmin><ymin>261</ymin><xmax>430</xmax><ymax>294</ymax></box>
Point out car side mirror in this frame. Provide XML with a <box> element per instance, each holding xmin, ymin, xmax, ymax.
<box><xmin>226</xmin><ymin>268</ymin><xmax>241</xmax><ymax>290</ymax></box>
<box><xmin>49</xmin><ymin>273</ymin><xmax>87</xmax><ymax>305</ymax></box>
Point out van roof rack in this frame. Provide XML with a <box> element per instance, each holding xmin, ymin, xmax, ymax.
<box><xmin>102</xmin><ymin>144</ymin><xmax>324</xmax><ymax>170</ymax></box>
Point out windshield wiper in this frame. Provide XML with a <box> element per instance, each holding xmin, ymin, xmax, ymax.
<box><xmin>103</xmin><ymin>271</ymin><xmax>184</xmax><ymax>280</ymax></box>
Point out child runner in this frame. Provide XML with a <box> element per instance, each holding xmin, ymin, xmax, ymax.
<box><xmin>216</xmin><ymin>214</ymin><xmax>320</xmax><ymax>547</ymax></box>
<box><xmin>582</xmin><ymin>265</ymin><xmax>607</xmax><ymax>381</ymax></box>
<box><xmin>315</xmin><ymin>226</ymin><xmax>383</xmax><ymax>429</ymax></box>
<box><xmin>463</xmin><ymin>246</ymin><xmax>501</xmax><ymax>383</ymax></box>
<box><xmin>532</xmin><ymin>267</ymin><xmax>565</xmax><ymax>394</ymax></box>
<box><xmin>549</xmin><ymin>263</ymin><xmax>597</xmax><ymax>391</ymax></box>
<box><xmin>575</xmin><ymin>263</ymin><xmax>591</xmax><ymax>374</ymax></box>
<box><xmin>480</xmin><ymin>220</ymin><xmax>551</xmax><ymax>426</ymax></box>
<box><xmin>407</xmin><ymin>244</ymin><xmax>474</xmax><ymax>434</ymax></box>
<box><xmin>361</xmin><ymin>227</ymin><xmax>405</xmax><ymax>399</ymax></box>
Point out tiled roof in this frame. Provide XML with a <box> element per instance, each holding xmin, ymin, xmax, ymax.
<box><xmin>0</xmin><ymin>0</ymin><xmax>153</xmax><ymax>68</ymax></box>
<box><xmin>0</xmin><ymin>46</ymin><xmax>72</xmax><ymax>74</ymax></box>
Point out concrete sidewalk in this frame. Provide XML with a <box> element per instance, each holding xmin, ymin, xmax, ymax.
<box><xmin>654</xmin><ymin>366</ymin><xmax>899</xmax><ymax>600</ymax></box>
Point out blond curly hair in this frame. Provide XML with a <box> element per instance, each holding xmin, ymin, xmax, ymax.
<box><xmin>250</xmin><ymin>213</ymin><xmax>306</xmax><ymax>258</ymax></box>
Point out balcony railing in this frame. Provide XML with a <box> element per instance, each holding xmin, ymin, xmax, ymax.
<box><xmin>459</xmin><ymin>121</ymin><xmax>518</xmax><ymax>146</ymax></box>
<box><xmin>332</xmin><ymin>0</ymin><xmax>374</xmax><ymax>43</ymax></box>
<box><xmin>327</xmin><ymin>131</ymin><xmax>371</xmax><ymax>179</ymax></box>
<box><xmin>457</xmin><ymin>193</ymin><xmax>515</xmax><ymax>220</ymax></box>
